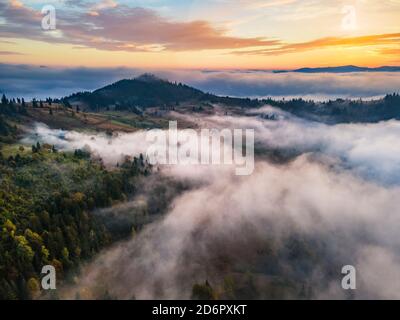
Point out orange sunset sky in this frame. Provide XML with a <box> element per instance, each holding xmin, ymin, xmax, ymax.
<box><xmin>0</xmin><ymin>0</ymin><xmax>399</xmax><ymax>69</ymax></box>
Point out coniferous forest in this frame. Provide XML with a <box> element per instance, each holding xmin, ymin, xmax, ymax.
<box><xmin>0</xmin><ymin>94</ymin><xmax>161</xmax><ymax>299</ymax></box>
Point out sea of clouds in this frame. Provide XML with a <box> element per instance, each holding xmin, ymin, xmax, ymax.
<box><xmin>23</xmin><ymin>108</ymin><xmax>400</xmax><ymax>299</ymax></box>
<box><xmin>2</xmin><ymin>63</ymin><xmax>400</xmax><ymax>100</ymax></box>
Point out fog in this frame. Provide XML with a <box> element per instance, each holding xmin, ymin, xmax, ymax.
<box><xmin>22</xmin><ymin>124</ymin><xmax>151</xmax><ymax>165</ymax></box>
<box><xmin>2</xmin><ymin>63</ymin><xmax>400</xmax><ymax>100</ymax></box>
<box><xmin>199</xmin><ymin>107</ymin><xmax>400</xmax><ymax>185</ymax></box>
<box><xmin>23</xmin><ymin>110</ymin><xmax>400</xmax><ymax>299</ymax></box>
<box><xmin>25</xmin><ymin>106</ymin><xmax>400</xmax><ymax>185</ymax></box>
<box><xmin>63</xmin><ymin>157</ymin><xmax>400</xmax><ymax>299</ymax></box>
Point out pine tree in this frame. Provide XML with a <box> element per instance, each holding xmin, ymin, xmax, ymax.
<box><xmin>1</xmin><ymin>94</ymin><xmax>8</xmax><ymax>105</ymax></box>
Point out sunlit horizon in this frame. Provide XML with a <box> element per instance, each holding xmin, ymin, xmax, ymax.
<box><xmin>0</xmin><ymin>0</ymin><xmax>399</xmax><ymax>69</ymax></box>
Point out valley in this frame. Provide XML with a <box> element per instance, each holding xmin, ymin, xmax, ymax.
<box><xmin>1</xmin><ymin>75</ymin><xmax>400</xmax><ymax>300</ymax></box>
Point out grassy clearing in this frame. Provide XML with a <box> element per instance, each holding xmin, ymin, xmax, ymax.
<box><xmin>0</xmin><ymin>144</ymin><xmax>32</xmax><ymax>158</ymax></box>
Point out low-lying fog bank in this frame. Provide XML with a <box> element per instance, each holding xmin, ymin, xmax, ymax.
<box><xmin>22</xmin><ymin>108</ymin><xmax>400</xmax><ymax>299</ymax></box>
<box><xmin>3</xmin><ymin>63</ymin><xmax>400</xmax><ymax>100</ymax></box>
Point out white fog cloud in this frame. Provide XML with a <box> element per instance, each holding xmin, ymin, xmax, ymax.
<box><xmin>60</xmin><ymin>156</ymin><xmax>400</xmax><ymax>299</ymax></box>
<box><xmin>23</xmin><ymin>113</ymin><xmax>400</xmax><ymax>300</ymax></box>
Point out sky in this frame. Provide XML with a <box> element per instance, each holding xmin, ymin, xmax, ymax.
<box><xmin>0</xmin><ymin>0</ymin><xmax>399</xmax><ymax>69</ymax></box>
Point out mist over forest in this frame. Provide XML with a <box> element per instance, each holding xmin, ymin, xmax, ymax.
<box><xmin>20</xmin><ymin>105</ymin><xmax>400</xmax><ymax>300</ymax></box>
<box><xmin>1</xmin><ymin>69</ymin><xmax>399</xmax><ymax>300</ymax></box>
<box><xmin>2</xmin><ymin>0</ymin><xmax>400</xmax><ymax>308</ymax></box>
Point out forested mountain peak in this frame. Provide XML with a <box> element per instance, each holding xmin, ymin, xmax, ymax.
<box><xmin>65</xmin><ymin>74</ymin><xmax>206</xmax><ymax>110</ymax></box>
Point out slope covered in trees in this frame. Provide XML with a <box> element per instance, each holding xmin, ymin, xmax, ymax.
<box><xmin>265</xmin><ymin>93</ymin><xmax>400</xmax><ymax>123</ymax></box>
<box><xmin>61</xmin><ymin>76</ymin><xmax>400</xmax><ymax>123</ymax></box>
<box><xmin>65</xmin><ymin>74</ymin><xmax>206</xmax><ymax>110</ymax></box>
<box><xmin>64</xmin><ymin>74</ymin><xmax>261</xmax><ymax>111</ymax></box>
<box><xmin>0</xmin><ymin>144</ymin><xmax>153</xmax><ymax>299</ymax></box>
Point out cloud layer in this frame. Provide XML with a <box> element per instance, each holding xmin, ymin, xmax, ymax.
<box><xmin>1</xmin><ymin>64</ymin><xmax>399</xmax><ymax>99</ymax></box>
<box><xmin>55</xmin><ymin>151</ymin><xmax>400</xmax><ymax>299</ymax></box>
<box><xmin>24</xmin><ymin>112</ymin><xmax>400</xmax><ymax>299</ymax></box>
<box><xmin>201</xmin><ymin>108</ymin><xmax>400</xmax><ymax>185</ymax></box>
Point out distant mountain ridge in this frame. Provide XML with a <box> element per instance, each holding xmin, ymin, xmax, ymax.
<box><xmin>274</xmin><ymin>65</ymin><xmax>400</xmax><ymax>73</ymax></box>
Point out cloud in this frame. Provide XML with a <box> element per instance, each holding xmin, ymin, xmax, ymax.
<box><xmin>233</xmin><ymin>33</ymin><xmax>400</xmax><ymax>55</ymax></box>
<box><xmin>24</xmin><ymin>110</ymin><xmax>400</xmax><ymax>300</ymax></box>
<box><xmin>1</xmin><ymin>1</ymin><xmax>398</xmax><ymax>57</ymax></box>
<box><xmin>162</xmin><ymin>69</ymin><xmax>400</xmax><ymax>99</ymax></box>
<box><xmin>1</xmin><ymin>64</ymin><xmax>399</xmax><ymax>99</ymax></box>
<box><xmin>57</xmin><ymin>155</ymin><xmax>400</xmax><ymax>299</ymax></box>
<box><xmin>0</xmin><ymin>50</ymin><xmax>24</xmax><ymax>55</ymax></box>
<box><xmin>22</xmin><ymin>123</ymin><xmax>151</xmax><ymax>165</ymax></box>
<box><xmin>378</xmin><ymin>47</ymin><xmax>400</xmax><ymax>55</ymax></box>
<box><xmin>0</xmin><ymin>1</ymin><xmax>278</xmax><ymax>52</ymax></box>
<box><xmin>0</xmin><ymin>63</ymin><xmax>136</xmax><ymax>98</ymax></box>
<box><xmin>87</xmin><ymin>0</ymin><xmax>118</xmax><ymax>16</ymax></box>
<box><xmin>0</xmin><ymin>1</ymin><xmax>48</xmax><ymax>49</ymax></box>
<box><xmin>199</xmin><ymin>110</ymin><xmax>400</xmax><ymax>185</ymax></box>
<box><xmin>25</xmin><ymin>110</ymin><xmax>400</xmax><ymax>186</ymax></box>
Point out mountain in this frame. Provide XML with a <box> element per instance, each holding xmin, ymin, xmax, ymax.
<box><xmin>61</xmin><ymin>73</ymin><xmax>400</xmax><ymax>124</ymax></box>
<box><xmin>65</xmin><ymin>73</ymin><xmax>206</xmax><ymax>110</ymax></box>
<box><xmin>64</xmin><ymin>73</ymin><xmax>260</xmax><ymax>110</ymax></box>
<box><xmin>274</xmin><ymin>65</ymin><xmax>400</xmax><ymax>73</ymax></box>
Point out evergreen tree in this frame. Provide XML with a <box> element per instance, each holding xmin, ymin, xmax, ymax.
<box><xmin>1</xmin><ymin>94</ymin><xmax>8</xmax><ymax>105</ymax></box>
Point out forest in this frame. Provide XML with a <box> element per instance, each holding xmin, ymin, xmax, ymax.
<box><xmin>0</xmin><ymin>95</ymin><xmax>161</xmax><ymax>299</ymax></box>
<box><xmin>1</xmin><ymin>81</ymin><xmax>400</xmax><ymax>300</ymax></box>
<box><xmin>62</xmin><ymin>75</ymin><xmax>400</xmax><ymax>124</ymax></box>
<box><xmin>0</xmin><ymin>142</ymin><xmax>155</xmax><ymax>299</ymax></box>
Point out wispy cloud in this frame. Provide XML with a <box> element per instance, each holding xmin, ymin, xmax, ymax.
<box><xmin>1</xmin><ymin>0</ymin><xmax>399</xmax><ymax>67</ymax></box>
<box><xmin>378</xmin><ymin>47</ymin><xmax>400</xmax><ymax>55</ymax></box>
<box><xmin>0</xmin><ymin>1</ymin><xmax>278</xmax><ymax>52</ymax></box>
<box><xmin>0</xmin><ymin>50</ymin><xmax>24</xmax><ymax>55</ymax></box>
<box><xmin>233</xmin><ymin>33</ymin><xmax>400</xmax><ymax>55</ymax></box>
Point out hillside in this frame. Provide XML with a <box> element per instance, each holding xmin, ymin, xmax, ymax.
<box><xmin>3</xmin><ymin>75</ymin><xmax>399</xmax><ymax>127</ymax></box>
<box><xmin>266</xmin><ymin>93</ymin><xmax>400</xmax><ymax>123</ymax></box>
<box><xmin>64</xmin><ymin>74</ymin><xmax>260</xmax><ymax>111</ymax></box>
<box><xmin>62</xmin><ymin>74</ymin><xmax>400</xmax><ymax>124</ymax></box>
<box><xmin>65</xmin><ymin>74</ymin><xmax>206</xmax><ymax>110</ymax></box>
